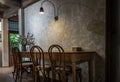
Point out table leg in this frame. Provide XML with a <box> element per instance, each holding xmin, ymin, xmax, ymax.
<box><xmin>72</xmin><ymin>62</ymin><xmax>76</xmax><ymax>82</ymax></box>
<box><xmin>88</xmin><ymin>60</ymin><xmax>94</xmax><ymax>82</ymax></box>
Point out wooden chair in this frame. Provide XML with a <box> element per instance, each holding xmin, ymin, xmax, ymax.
<box><xmin>48</xmin><ymin>44</ymin><xmax>82</xmax><ymax>82</ymax></box>
<box><xmin>30</xmin><ymin>45</ymin><xmax>51</xmax><ymax>82</ymax></box>
<box><xmin>12</xmin><ymin>47</ymin><xmax>33</xmax><ymax>82</ymax></box>
<box><xmin>48</xmin><ymin>44</ymin><xmax>67</xmax><ymax>82</ymax></box>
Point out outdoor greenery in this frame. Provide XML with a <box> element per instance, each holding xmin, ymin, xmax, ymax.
<box><xmin>9</xmin><ymin>33</ymin><xmax>35</xmax><ymax>52</ymax></box>
<box><xmin>9</xmin><ymin>33</ymin><xmax>19</xmax><ymax>52</ymax></box>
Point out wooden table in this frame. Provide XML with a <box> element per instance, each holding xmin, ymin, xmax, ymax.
<box><xmin>22</xmin><ymin>51</ymin><xmax>96</xmax><ymax>82</ymax></box>
<box><xmin>10</xmin><ymin>51</ymin><xmax>96</xmax><ymax>82</ymax></box>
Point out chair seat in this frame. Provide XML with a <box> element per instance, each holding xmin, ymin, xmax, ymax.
<box><xmin>36</xmin><ymin>64</ymin><xmax>50</xmax><ymax>69</ymax></box>
<box><xmin>54</xmin><ymin>66</ymin><xmax>70</xmax><ymax>71</ymax></box>
<box><xmin>22</xmin><ymin>62</ymin><xmax>33</xmax><ymax>66</ymax></box>
<box><xmin>55</xmin><ymin>65</ymin><xmax>81</xmax><ymax>70</ymax></box>
<box><xmin>65</xmin><ymin>65</ymin><xmax>81</xmax><ymax>73</ymax></box>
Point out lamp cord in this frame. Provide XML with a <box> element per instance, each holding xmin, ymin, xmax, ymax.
<box><xmin>41</xmin><ymin>0</ymin><xmax>58</xmax><ymax>20</ymax></box>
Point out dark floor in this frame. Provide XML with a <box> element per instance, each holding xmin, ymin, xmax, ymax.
<box><xmin>0</xmin><ymin>66</ymin><xmax>73</xmax><ymax>82</ymax></box>
<box><xmin>0</xmin><ymin>66</ymin><xmax>14</xmax><ymax>82</ymax></box>
<box><xmin>0</xmin><ymin>66</ymin><xmax>33</xmax><ymax>82</ymax></box>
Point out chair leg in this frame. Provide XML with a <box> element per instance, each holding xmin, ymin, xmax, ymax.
<box><xmin>66</xmin><ymin>73</ymin><xmax>69</xmax><ymax>82</ymax></box>
<box><xmin>15</xmin><ymin>69</ymin><xmax>19</xmax><ymax>82</ymax></box>
<box><xmin>76</xmin><ymin>70</ymin><xmax>82</xmax><ymax>82</ymax></box>
<box><xmin>38</xmin><ymin>72</ymin><xmax>41</xmax><ymax>82</ymax></box>
<box><xmin>45</xmin><ymin>70</ymin><xmax>49</xmax><ymax>78</ymax></box>
<box><xmin>17</xmin><ymin>68</ymin><xmax>24</xmax><ymax>82</ymax></box>
<box><xmin>34</xmin><ymin>71</ymin><xmax>40</xmax><ymax>82</ymax></box>
<box><xmin>15</xmin><ymin>74</ymin><xmax>17</xmax><ymax>82</ymax></box>
<box><xmin>35</xmin><ymin>72</ymin><xmax>37</xmax><ymax>82</ymax></box>
<box><xmin>12</xmin><ymin>72</ymin><xmax>15</xmax><ymax>79</ymax></box>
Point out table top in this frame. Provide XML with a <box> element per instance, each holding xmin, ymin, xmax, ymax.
<box><xmin>20</xmin><ymin>51</ymin><xmax>96</xmax><ymax>63</ymax></box>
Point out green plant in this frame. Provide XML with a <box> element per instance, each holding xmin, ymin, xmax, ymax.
<box><xmin>9</xmin><ymin>33</ymin><xmax>19</xmax><ymax>52</ymax></box>
<box><xmin>19</xmin><ymin>32</ymin><xmax>35</xmax><ymax>51</ymax></box>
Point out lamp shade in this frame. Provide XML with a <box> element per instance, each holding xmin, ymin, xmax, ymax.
<box><xmin>39</xmin><ymin>7</ymin><xmax>44</xmax><ymax>14</ymax></box>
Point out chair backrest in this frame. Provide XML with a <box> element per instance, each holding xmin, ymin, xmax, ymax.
<box><xmin>48</xmin><ymin>44</ymin><xmax>66</xmax><ymax>82</ymax></box>
<box><xmin>30</xmin><ymin>45</ymin><xmax>45</xmax><ymax>69</ymax></box>
<box><xmin>12</xmin><ymin>47</ymin><xmax>22</xmax><ymax>68</ymax></box>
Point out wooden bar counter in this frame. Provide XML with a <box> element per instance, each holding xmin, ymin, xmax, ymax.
<box><xmin>10</xmin><ymin>51</ymin><xmax>96</xmax><ymax>82</ymax></box>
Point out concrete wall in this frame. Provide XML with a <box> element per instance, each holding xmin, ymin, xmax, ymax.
<box><xmin>2</xmin><ymin>19</ymin><xmax>9</xmax><ymax>66</ymax></box>
<box><xmin>0</xmin><ymin>20</ymin><xmax>2</xmax><ymax>66</ymax></box>
<box><xmin>24</xmin><ymin>0</ymin><xmax>105</xmax><ymax>82</ymax></box>
<box><xmin>0</xmin><ymin>43</ymin><xmax>2</xmax><ymax>66</ymax></box>
<box><xmin>0</xmin><ymin>19</ymin><xmax>9</xmax><ymax>67</ymax></box>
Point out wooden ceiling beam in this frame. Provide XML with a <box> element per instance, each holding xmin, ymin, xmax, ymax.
<box><xmin>0</xmin><ymin>0</ymin><xmax>42</xmax><ymax>9</ymax></box>
<box><xmin>0</xmin><ymin>0</ymin><xmax>19</xmax><ymax>8</ymax></box>
<box><xmin>22</xmin><ymin>0</ymin><xmax>40</xmax><ymax>8</ymax></box>
<box><xmin>3</xmin><ymin>8</ymin><xmax>18</xmax><ymax>18</ymax></box>
<box><xmin>0</xmin><ymin>0</ymin><xmax>41</xmax><ymax>18</ymax></box>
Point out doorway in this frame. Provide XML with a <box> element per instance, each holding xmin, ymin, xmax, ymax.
<box><xmin>8</xmin><ymin>15</ymin><xmax>19</xmax><ymax>66</ymax></box>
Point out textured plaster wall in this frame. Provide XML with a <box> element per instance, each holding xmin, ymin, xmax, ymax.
<box><xmin>24</xmin><ymin>0</ymin><xmax>105</xmax><ymax>82</ymax></box>
<box><xmin>0</xmin><ymin>43</ymin><xmax>2</xmax><ymax>66</ymax></box>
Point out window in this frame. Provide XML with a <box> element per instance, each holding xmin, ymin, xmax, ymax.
<box><xmin>8</xmin><ymin>18</ymin><xmax>19</xmax><ymax>53</ymax></box>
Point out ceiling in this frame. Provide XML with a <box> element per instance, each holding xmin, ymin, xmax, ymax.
<box><xmin>0</xmin><ymin>2</ymin><xmax>9</xmax><ymax>17</ymax></box>
<box><xmin>0</xmin><ymin>0</ymin><xmax>39</xmax><ymax>18</ymax></box>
